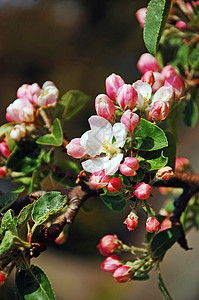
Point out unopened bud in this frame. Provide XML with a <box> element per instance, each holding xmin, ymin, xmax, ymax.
<box><xmin>117</xmin><ymin>84</ymin><xmax>137</xmax><ymax>110</ymax></box>
<box><xmin>161</xmin><ymin>65</ymin><xmax>177</xmax><ymax>81</ymax></box>
<box><xmin>175</xmin><ymin>157</ymin><xmax>190</xmax><ymax>172</ymax></box>
<box><xmin>105</xmin><ymin>73</ymin><xmax>125</xmax><ymax>102</ymax></box>
<box><xmin>113</xmin><ymin>265</ymin><xmax>132</xmax><ymax>283</ymax></box>
<box><xmin>164</xmin><ymin>74</ymin><xmax>185</xmax><ymax>100</ymax></box>
<box><xmin>66</xmin><ymin>138</ymin><xmax>86</xmax><ymax>159</ymax></box>
<box><xmin>10</xmin><ymin>124</ymin><xmax>26</xmax><ymax>141</ymax></box>
<box><xmin>136</xmin><ymin>7</ymin><xmax>147</xmax><ymax>28</ymax></box>
<box><xmin>0</xmin><ymin>138</ymin><xmax>11</xmax><ymax>158</ymax></box>
<box><xmin>106</xmin><ymin>177</ymin><xmax>123</xmax><ymax>193</ymax></box>
<box><xmin>137</xmin><ymin>53</ymin><xmax>160</xmax><ymax>74</ymax></box>
<box><xmin>176</xmin><ymin>21</ymin><xmax>189</xmax><ymax>29</ymax></box>
<box><xmin>148</xmin><ymin>100</ymin><xmax>170</xmax><ymax>121</ymax></box>
<box><xmin>119</xmin><ymin>157</ymin><xmax>139</xmax><ymax>177</ymax></box>
<box><xmin>134</xmin><ymin>182</ymin><xmax>152</xmax><ymax>200</ymax></box>
<box><xmin>120</xmin><ymin>110</ymin><xmax>139</xmax><ymax>133</ymax></box>
<box><xmin>0</xmin><ymin>166</ymin><xmax>7</xmax><ymax>178</ymax></box>
<box><xmin>100</xmin><ymin>255</ymin><xmax>122</xmax><ymax>273</ymax></box>
<box><xmin>155</xmin><ymin>166</ymin><xmax>174</xmax><ymax>180</ymax></box>
<box><xmin>141</xmin><ymin>71</ymin><xmax>155</xmax><ymax>86</ymax></box>
<box><xmin>146</xmin><ymin>217</ymin><xmax>160</xmax><ymax>233</ymax></box>
<box><xmin>90</xmin><ymin>170</ymin><xmax>110</xmax><ymax>189</ymax></box>
<box><xmin>124</xmin><ymin>212</ymin><xmax>138</xmax><ymax>231</ymax></box>
<box><xmin>97</xmin><ymin>235</ymin><xmax>121</xmax><ymax>256</ymax></box>
<box><xmin>6</xmin><ymin>99</ymin><xmax>35</xmax><ymax>123</ymax></box>
<box><xmin>160</xmin><ymin>218</ymin><xmax>172</xmax><ymax>231</ymax></box>
<box><xmin>0</xmin><ymin>272</ymin><xmax>5</xmax><ymax>287</ymax></box>
<box><xmin>95</xmin><ymin>94</ymin><xmax>115</xmax><ymax>121</ymax></box>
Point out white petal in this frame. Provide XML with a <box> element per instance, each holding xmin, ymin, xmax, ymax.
<box><xmin>113</xmin><ymin>123</ymin><xmax>127</xmax><ymax>148</ymax></box>
<box><xmin>88</xmin><ymin>115</ymin><xmax>113</xmax><ymax>141</ymax></box>
<box><xmin>133</xmin><ymin>80</ymin><xmax>152</xmax><ymax>109</ymax></box>
<box><xmin>104</xmin><ymin>153</ymin><xmax>123</xmax><ymax>175</ymax></box>
<box><xmin>80</xmin><ymin>130</ymin><xmax>102</xmax><ymax>157</ymax></box>
<box><xmin>152</xmin><ymin>86</ymin><xmax>174</xmax><ymax>106</ymax></box>
<box><xmin>82</xmin><ymin>156</ymin><xmax>110</xmax><ymax>173</ymax></box>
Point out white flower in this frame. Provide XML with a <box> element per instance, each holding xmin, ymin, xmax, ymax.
<box><xmin>80</xmin><ymin>115</ymin><xmax>127</xmax><ymax>175</ymax></box>
<box><xmin>133</xmin><ymin>80</ymin><xmax>152</xmax><ymax>110</ymax></box>
<box><xmin>151</xmin><ymin>86</ymin><xmax>174</xmax><ymax>107</ymax></box>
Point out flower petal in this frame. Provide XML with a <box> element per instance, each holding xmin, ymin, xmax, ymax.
<box><xmin>82</xmin><ymin>156</ymin><xmax>110</xmax><ymax>173</ymax></box>
<box><xmin>88</xmin><ymin>115</ymin><xmax>113</xmax><ymax>142</ymax></box>
<box><xmin>133</xmin><ymin>80</ymin><xmax>152</xmax><ymax>109</ymax></box>
<box><xmin>113</xmin><ymin>123</ymin><xmax>127</xmax><ymax>148</ymax></box>
<box><xmin>152</xmin><ymin>86</ymin><xmax>174</xmax><ymax>106</ymax></box>
<box><xmin>80</xmin><ymin>130</ymin><xmax>102</xmax><ymax>157</ymax></box>
<box><xmin>104</xmin><ymin>153</ymin><xmax>124</xmax><ymax>175</ymax></box>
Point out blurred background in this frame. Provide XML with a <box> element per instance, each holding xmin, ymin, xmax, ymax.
<box><xmin>1</xmin><ymin>0</ymin><xmax>199</xmax><ymax>299</ymax></box>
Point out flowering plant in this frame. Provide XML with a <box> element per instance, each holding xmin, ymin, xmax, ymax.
<box><xmin>0</xmin><ymin>0</ymin><xmax>199</xmax><ymax>299</ymax></box>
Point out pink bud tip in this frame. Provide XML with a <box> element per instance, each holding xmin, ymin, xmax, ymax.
<box><xmin>164</xmin><ymin>74</ymin><xmax>185</xmax><ymax>100</ymax></box>
<box><xmin>124</xmin><ymin>212</ymin><xmax>138</xmax><ymax>231</ymax></box>
<box><xmin>106</xmin><ymin>177</ymin><xmax>123</xmax><ymax>193</ymax></box>
<box><xmin>90</xmin><ymin>170</ymin><xmax>110</xmax><ymax>189</ymax></box>
<box><xmin>156</xmin><ymin>166</ymin><xmax>174</xmax><ymax>181</ymax></box>
<box><xmin>117</xmin><ymin>84</ymin><xmax>138</xmax><ymax>110</ymax></box>
<box><xmin>66</xmin><ymin>138</ymin><xmax>86</xmax><ymax>159</ymax></box>
<box><xmin>105</xmin><ymin>73</ymin><xmax>125</xmax><ymax>102</ymax></box>
<box><xmin>0</xmin><ymin>138</ymin><xmax>11</xmax><ymax>158</ymax></box>
<box><xmin>137</xmin><ymin>53</ymin><xmax>160</xmax><ymax>74</ymax></box>
<box><xmin>95</xmin><ymin>94</ymin><xmax>115</xmax><ymax>121</ymax></box>
<box><xmin>146</xmin><ymin>217</ymin><xmax>160</xmax><ymax>233</ymax></box>
<box><xmin>141</xmin><ymin>71</ymin><xmax>155</xmax><ymax>86</ymax></box>
<box><xmin>120</xmin><ymin>110</ymin><xmax>139</xmax><ymax>133</ymax></box>
<box><xmin>0</xmin><ymin>166</ymin><xmax>7</xmax><ymax>178</ymax></box>
<box><xmin>134</xmin><ymin>182</ymin><xmax>152</xmax><ymax>200</ymax></box>
<box><xmin>97</xmin><ymin>235</ymin><xmax>120</xmax><ymax>256</ymax></box>
<box><xmin>119</xmin><ymin>157</ymin><xmax>139</xmax><ymax>177</ymax></box>
<box><xmin>176</xmin><ymin>21</ymin><xmax>189</xmax><ymax>29</ymax></box>
<box><xmin>160</xmin><ymin>65</ymin><xmax>177</xmax><ymax>81</ymax></box>
<box><xmin>148</xmin><ymin>100</ymin><xmax>170</xmax><ymax>121</ymax></box>
<box><xmin>136</xmin><ymin>7</ymin><xmax>147</xmax><ymax>28</ymax></box>
<box><xmin>113</xmin><ymin>266</ymin><xmax>132</xmax><ymax>283</ymax></box>
<box><xmin>100</xmin><ymin>255</ymin><xmax>122</xmax><ymax>273</ymax></box>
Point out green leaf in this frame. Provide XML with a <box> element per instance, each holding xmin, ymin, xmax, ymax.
<box><xmin>135</xmin><ymin>119</ymin><xmax>168</xmax><ymax>151</ymax></box>
<box><xmin>182</xmin><ymin>99</ymin><xmax>198</xmax><ymax>128</ymax></box>
<box><xmin>163</xmin><ymin>131</ymin><xmax>176</xmax><ymax>170</ymax></box>
<box><xmin>175</xmin><ymin>43</ymin><xmax>190</xmax><ymax>69</ymax></box>
<box><xmin>55</xmin><ymin>90</ymin><xmax>90</xmax><ymax>121</ymax></box>
<box><xmin>28</xmin><ymin>170</ymin><xmax>41</xmax><ymax>194</ymax></box>
<box><xmin>15</xmin><ymin>265</ymin><xmax>55</xmax><ymax>300</ymax></box>
<box><xmin>7</xmin><ymin>140</ymin><xmax>44</xmax><ymax>172</ymax></box>
<box><xmin>0</xmin><ymin>231</ymin><xmax>14</xmax><ymax>258</ymax></box>
<box><xmin>189</xmin><ymin>43</ymin><xmax>199</xmax><ymax>70</ymax></box>
<box><xmin>144</xmin><ymin>0</ymin><xmax>171</xmax><ymax>55</ymax></box>
<box><xmin>150</xmin><ymin>228</ymin><xmax>181</xmax><ymax>258</ymax></box>
<box><xmin>0</xmin><ymin>122</ymin><xmax>16</xmax><ymax>142</ymax></box>
<box><xmin>17</xmin><ymin>203</ymin><xmax>34</xmax><ymax>228</ymax></box>
<box><xmin>137</xmin><ymin>150</ymin><xmax>168</xmax><ymax>171</ymax></box>
<box><xmin>101</xmin><ymin>194</ymin><xmax>126</xmax><ymax>211</ymax></box>
<box><xmin>0</xmin><ymin>186</ymin><xmax>25</xmax><ymax>213</ymax></box>
<box><xmin>36</xmin><ymin>118</ymin><xmax>63</xmax><ymax>146</ymax></box>
<box><xmin>32</xmin><ymin>192</ymin><xmax>67</xmax><ymax>226</ymax></box>
<box><xmin>1</xmin><ymin>209</ymin><xmax>17</xmax><ymax>235</ymax></box>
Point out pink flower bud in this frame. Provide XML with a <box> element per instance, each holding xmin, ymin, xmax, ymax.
<box><xmin>117</xmin><ymin>84</ymin><xmax>137</xmax><ymax>110</ymax></box>
<box><xmin>105</xmin><ymin>73</ymin><xmax>125</xmax><ymax>102</ymax></box>
<box><xmin>90</xmin><ymin>170</ymin><xmax>110</xmax><ymax>189</ymax></box>
<box><xmin>97</xmin><ymin>235</ymin><xmax>121</xmax><ymax>256</ymax></box>
<box><xmin>156</xmin><ymin>166</ymin><xmax>174</xmax><ymax>180</ymax></box>
<box><xmin>134</xmin><ymin>182</ymin><xmax>152</xmax><ymax>200</ymax></box>
<box><xmin>176</xmin><ymin>21</ymin><xmax>189</xmax><ymax>29</ymax></box>
<box><xmin>161</xmin><ymin>65</ymin><xmax>177</xmax><ymax>81</ymax></box>
<box><xmin>0</xmin><ymin>166</ymin><xmax>7</xmax><ymax>178</ymax></box>
<box><xmin>106</xmin><ymin>177</ymin><xmax>123</xmax><ymax>193</ymax></box>
<box><xmin>113</xmin><ymin>266</ymin><xmax>132</xmax><ymax>283</ymax></box>
<box><xmin>164</xmin><ymin>74</ymin><xmax>185</xmax><ymax>100</ymax></box>
<box><xmin>6</xmin><ymin>99</ymin><xmax>35</xmax><ymax>123</ymax></box>
<box><xmin>185</xmin><ymin>3</ymin><xmax>193</xmax><ymax>15</ymax></box>
<box><xmin>146</xmin><ymin>217</ymin><xmax>160</xmax><ymax>233</ymax></box>
<box><xmin>55</xmin><ymin>231</ymin><xmax>67</xmax><ymax>245</ymax></box>
<box><xmin>141</xmin><ymin>71</ymin><xmax>155</xmax><ymax>86</ymax></box>
<box><xmin>124</xmin><ymin>212</ymin><xmax>138</xmax><ymax>231</ymax></box>
<box><xmin>175</xmin><ymin>157</ymin><xmax>190</xmax><ymax>172</ymax></box>
<box><xmin>120</xmin><ymin>110</ymin><xmax>139</xmax><ymax>133</ymax></box>
<box><xmin>100</xmin><ymin>255</ymin><xmax>122</xmax><ymax>272</ymax></box>
<box><xmin>0</xmin><ymin>272</ymin><xmax>5</xmax><ymax>287</ymax></box>
<box><xmin>152</xmin><ymin>72</ymin><xmax>164</xmax><ymax>92</ymax></box>
<box><xmin>119</xmin><ymin>157</ymin><xmax>139</xmax><ymax>177</ymax></box>
<box><xmin>34</xmin><ymin>82</ymin><xmax>59</xmax><ymax>107</ymax></box>
<box><xmin>17</xmin><ymin>83</ymin><xmax>41</xmax><ymax>103</ymax></box>
<box><xmin>148</xmin><ymin>100</ymin><xmax>170</xmax><ymax>121</ymax></box>
<box><xmin>95</xmin><ymin>94</ymin><xmax>115</xmax><ymax>121</ymax></box>
<box><xmin>66</xmin><ymin>138</ymin><xmax>86</xmax><ymax>159</ymax></box>
<box><xmin>137</xmin><ymin>53</ymin><xmax>160</xmax><ymax>74</ymax></box>
<box><xmin>136</xmin><ymin>7</ymin><xmax>147</xmax><ymax>28</ymax></box>
<box><xmin>160</xmin><ymin>218</ymin><xmax>172</xmax><ymax>231</ymax></box>
<box><xmin>10</xmin><ymin>125</ymin><xmax>26</xmax><ymax>141</ymax></box>
<box><xmin>0</xmin><ymin>138</ymin><xmax>11</xmax><ymax>158</ymax></box>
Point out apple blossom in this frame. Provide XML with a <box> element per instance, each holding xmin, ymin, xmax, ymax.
<box><xmin>133</xmin><ymin>80</ymin><xmax>152</xmax><ymax>110</ymax></box>
<box><xmin>0</xmin><ymin>138</ymin><xmax>12</xmax><ymax>158</ymax></box>
<box><xmin>66</xmin><ymin>138</ymin><xmax>86</xmax><ymax>159</ymax></box>
<box><xmin>136</xmin><ymin>7</ymin><xmax>147</xmax><ymax>28</ymax></box>
<box><xmin>146</xmin><ymin>217</ymin><xmax>160</xmax><ymax>233</ymax></box>
<box><xmin>117</xmin><ymin>84</ymin><xmax>138</xmax><ymax>110</ymax></box>
<box><xmin>141</xmin><ymin>71</ymin><xmax>155</xmax><ymax>86</ymax></box>
<box><xmin>33</xmin><ymin>82</ymin><xmax>59</xmax><ymax>107</ymax></box>
<box><xmin>6</xmin><ymin>98</ymin><xmax>35</xmax><ymax>123</ymax></box>
<box><xmin>161</xmin><ymin>65</ymin><xmax>177</xmax><ymax>81</ymax></box>
<box><xmin>119</xmin><ymin>157</ymin><xmax>139</xmax><ymax>177</ymax></box>
<box><xmin>80</xmin><ymin>115</ymin><xmax>127</xmax><ymax>175</ymax></box>
<box><xmin>148</xmin><ymin>100</ymin><xmax>170</xmax><ymax>121</ymax></box>
<box><xmin>134</xmin><ymin>182</ymin><xmax>152</xmax><ymax>200</ymax></box>
<box><xmin>151</xmin><ymin>86</ymin><xmax>174</xmax><ymax>107</ymax></box>
<box><xmin>10</xmin><ymin>124</ymin><xmax>26</xmax><ymax>141</ymax></box>
<box><xmin>137</xmin><ymin>53</ymin><xmax>160</xmax><ymax>74</ymax></box>
<box><xmin>105</xmin><ymin>73</ymin><xmax>125</xmax><ymax>102</ymax></box>
<box><xmin>164</xmin><ymin>74</ymin><xmax>185</xmax><ymax>100</ymax></box>
<box><xmin>152</xmin><ymin>72</ymin><xmax>164</xmax><ymax>92</ymax></box>
<box><xmin>17</xmin><ymin>83</ymin><xmax>41</xmax><ymax>103</ymax></box>
<box><xmin>120</xmin><ymin>110</ymin><xmax>139</xmax><ymax>133</ymax></box>
<box><xmin>90</xmin><ymin>170</ymin><xmax>110</xmax><ymax>189</ymax></box>
<box><xmin>124</xmin><ymin>212</ymin><xmax>138</xmax><ymax>231</ymax></box>
<box><xmin>95</xmin><ymin>94</ymin><xmax>115</xmax><ymax>121</ymax></box>
<box><xmin>155</xmin><ymin>166</ymin><xmax>174</xmax><ymax>181</ymax></box>
<box><xmin>106</xmin><ymin>177</ymin><xmax>123</xmax><ymax>193</ymax></box>
<box><xmin>113</xmin><ymin>265</ymin><xmax>132</xmax><ymax>283</ymax></box>
<box><xmin>100</xmin><ymin>255</ymin><xmax>122</xmax><ymax>273</ymax></box>
<box><xmin>97</xmin><ymin>235</ymin><xmax>121</xmax><ymax>256</ymax></box>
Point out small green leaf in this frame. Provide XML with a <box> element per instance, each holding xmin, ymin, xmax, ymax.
<box><xmin>1</xmin><ymin>209</ymin><xmax>17</xmax><ymax>235</ymax></box>
<box><xmin>17</xmin><ymin>203</ymin><xmax>34</xmax><ymax>228</ymax></box>
<box><xmin>0</xmin><ymin>186</ymin><xmax>25</xmax><ymax>213</ymax></box>
<box><xmin>36</xmin><ymin>118</ymin><xmax>63</xmax><ymax>146</ymax></box>
<box><xmin>182</xmin><ymin>99</ymin><xmax>198</xmax><ymax>128</ymax></box>
<box><xmin>56</xmin><ymin>90</ymin><xmax>90</xmax><ymax>121</ymax></box>
<box><xmin>15</xmin><ymin>265</ymin><xmax>56</xmax><ymax>300</ymax></box>
<box><xmin>144</xmin><ymin>0</ymin><xmax>171</xmax><ymax>55</ymax></box>
<box><xmin>0</xmin><ymin>231</ymin><xmax>14</xmax><ymax>258</ymax></box>
<box><xmin>137</xmin><ymin>150</ymin><xmax>168</xmax><ymax>171</ymax></box>
<box><xmin>28</xmin><ymin>170</ymin><xmax>41</xmax><ymax>194</ymax></box>
<box><xmin>189</xmin><ymin>43</ymin><xmax>199</xmax><ymax>70</ymax></box>
<box><xmin>163</xmin><ymin>131</ymin><xmax>176</xmax><ymax>170</ymax></box>
<box><xmin>150</xmin><ymin>228</ymin><xmax>181</xmax><ymax>258</ymax></box>
<box><xmin>135</xmin><ymin>119</ymin><xmax>168</xmax><ymax>151</ymax></box>
<box><xmin>0</xmin><ymin>122</ymin><xmax>16</xmax><ymax>142</ymax></box>
<box><xmin>101</xmin><ymin>194</ymin><xmax>126</xmax><ymax>211</ymax></box>
<box><xmin>32</xmin><ymin>192</ymin><xmax>67</xmax><ymax>226</ymax></box>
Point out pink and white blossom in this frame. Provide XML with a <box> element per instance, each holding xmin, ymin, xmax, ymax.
<box><xmin>152</xmin><ymin>72</ymin><xmax>164</xmax><ymax>92</ymax></box>
<box><xmin>90</xmin><ymin>170</ymin><xmax>110</xmax><ymax>189</ymax></box>
<box><xmin>161</xmin><ymin>65</ymin><xmax>177</xmax><ymax>81</ymax></box>
<box><xmin>113</xmin><ymin>266</ymin><xmax>132</xmax><ymax>283</ymax></box>
<box><xmin>17</xmin><ymin>83</ymin><xmax>41</xmax><ymax>103</ymax></box>
<box><xmin>100</xmin><ymin>255</ymin><xmax>122</xmax><ymax>273</ymax></box>
<box><xmin>148</xmin><ymin>100</ymin><xmax>170</xmax><ymax>121</ymax></box>
<box><xmin>136</xmin><ymin>7</ymin><xmax>147</xmax><ymax>28</ymax></box>
<box><xmin>106</xmin><ymin>177</ymin><xmax>123</xmax><ymax>193</ymax></box>
<box><xmin>134</xmin><ymin>182</ymin><xmax>152</xmax><ymax>200</ymax></box>
<box><xmin>66</xmin><ymin>138</ymin><xmax>86</xmax><ymax>159</ymax></box>
<box><xmin>137</xmin><ymin>53</ymin><xmax>160</xmax><ymax>74</ymax></box>
<box><xmin>119</xmin><ymin>157</ymin><xmax>139</xmax><ymax>177</ymax></box>
<box><xmin>133</xmin><ymin>80</ymin><xmax>152</xmax><ymax>110</ymax></box>
<box><xmin>155</xmin><ymin>166</ymin><xmax>174</xmax><ymax>181</ymax></box>
<box><xmin>0</xmin><ymin>138</ymin><xmax>11</xmax><ymax>158</ymax></box>
<box><xmin>164</xmin><ymin>74</ymin><xmax>185</xmax><ymax>100</ymax></box>
<box><xmin>151</xmin><ymin>86</ymin><xmax>174</xmax><ymax>107</ymax></box>
<box><xmin>10</xmin><ymin>124</ymin><xmax>26</xmax><ymax>141</ymax></box>
<box><xmin>97</xmin><ymin>235</ymin><xmax>121</xmax><ymax>256</ymax></box>
<box><xmin>141</xmin><ymin>71</ymin><xmax>155</xmax><ymax>86</ymax></box>
<box><xmin>120</xmin><ymin>110</ymin><xmax>139</xmax><ymax>133</ymax></box>
<box><xmin>124</xmin><ymin>212</ymin><xmax>138</xmax><ymax>231</ymax></box>
<box><xmin>146</xmin><ymin>217</ymin><xmax>160</xmax><ymax>233</ymax></box>
<box><xmin>6</xmin><ymin>98</ymin><xmax>35</xmax><ymax>123</ymax></box>
<box><xmin>117</xmin><ymin>84</ymin><xmax>137</xmax><ymax>110</ymax></box>
<box><xmin>33</xmin><ymin>82</ymin><xmax>59</xmax><ymax>107</ymax></box>
<box><xmin>80</xmin><ymin>116</ymin><xmax>127</xmax><ymax>175</ymax></box>
<box><xmin>95</xmin><ymin>94</ymin><xmax>115</xmax><ymax>121</ymax></box>
<box><xmin>105</xmin><ymin>73</ymin><xmax>125</xmax><ymax>102</ymax></box>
